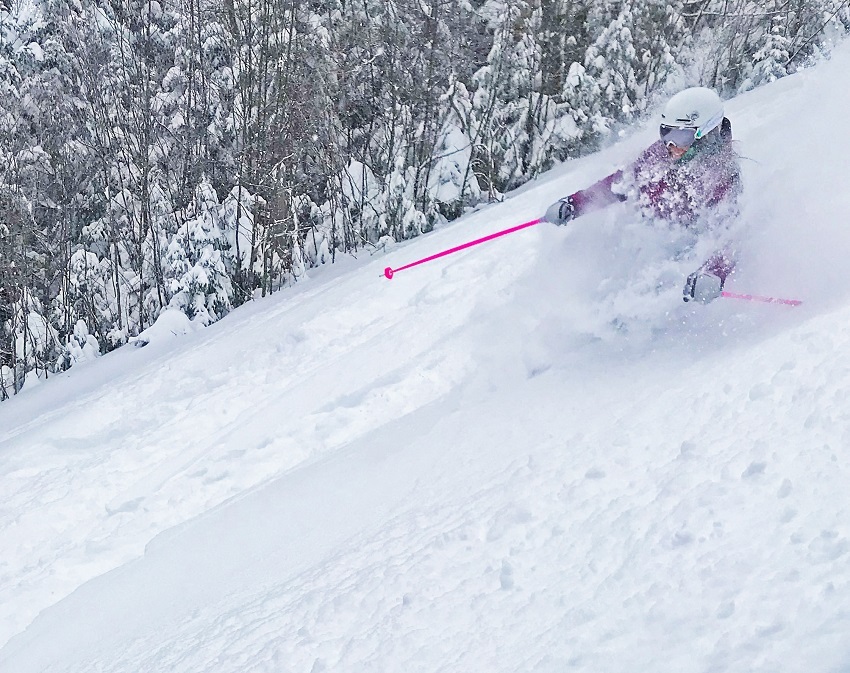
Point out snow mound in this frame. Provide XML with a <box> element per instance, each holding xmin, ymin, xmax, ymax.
<box><xmin>129</xmin><ymin>308</ymin><xmax>200</xmax><ymax>348</ymax></box>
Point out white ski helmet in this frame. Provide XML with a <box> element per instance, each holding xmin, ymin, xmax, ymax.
<box><xmin>660</xmin><ymin>87</ymin><xmax>724</xmax><ymax>148</ymax></box>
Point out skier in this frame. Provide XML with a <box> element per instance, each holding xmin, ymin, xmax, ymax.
<box><xmin>544</xmin><ymin>86</ymin><xmax>741</xmax><ymax>303</ymax></box>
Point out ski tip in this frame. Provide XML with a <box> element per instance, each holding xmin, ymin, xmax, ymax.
<box><xmin>384</xmin><ymin>267</ymin><xmax>394</xmax><ymax>280</ymax></box>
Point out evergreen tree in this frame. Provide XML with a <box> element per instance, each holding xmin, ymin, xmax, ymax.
<box><xmin>557</xmin><ymin>61</ymin><xmax>606</xmax><ymax>155</ymax></box>
<box><xmin>382</xmin><ymin>158</ymin><xmax>427</xmax><ymax>242</ymax></box>
<box><xmin>164</xmin><ymin>180</ymin><xmax>234</xmax><ymax>324</ymax></box>
<box><xmin>745</xmin><ymin>20</ymin><xmax>791</xmax><ymax>90</ymax></box>
<box><xmin>471</xmin><ymin>0</ymin><xmax>543</xmax><ymax>193</ymax></box>
<box><xmin>56</xmin><ymin>248</ymin><xmax>119</xmax><ymax>351</ymax></box>
<box><xmin>7</xmin><ymin>287</ymin><xmax>61</xmax><ymax>389</ymax></box>
<box><xmin>584</xmin><ymin>8</ymin><xmax>640</xmax><ymax>125</ymax></box>
<box><xmin>631</xmin><ymin>0</ymin><xmax>686</xmax><ymax>99</ymax></box>
<box><xmin>62</xmin><ymin>319</ymin><xmax>102</xmax><ymax>367</ymax></box>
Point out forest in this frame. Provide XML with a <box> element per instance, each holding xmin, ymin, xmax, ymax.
<box><xmin>1</xmin><ymin>0</ymin><xmax>848</xmax><ymax>398</ymax></box>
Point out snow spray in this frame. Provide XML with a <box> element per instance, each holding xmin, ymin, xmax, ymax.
<box><xmin>380</xmin><ymin>218</ymin><xmax>803</xmax><ymax>308</ymax></box>
<box><xmin>721</xmin><ymin>291</ymin><xmax>802</xmax><ymax>306</ymax></box>
<box><xmin>383</xmin><ymin>217</ymin><xmax>543</xmax><ymax>280</ymax></box>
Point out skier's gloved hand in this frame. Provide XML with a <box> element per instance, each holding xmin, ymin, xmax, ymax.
<box><xmin>544</xmin><ymin>197</ymin><xmax>575</xmax><ymax>225</ymax></box>
<box><xmin>683</xmin><ymin>270</ymin><xmax>723</xmax><ymax>303</ymax></box>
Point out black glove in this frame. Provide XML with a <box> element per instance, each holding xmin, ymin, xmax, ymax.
<box><xmin>683</xmin><ymin>270</ymin><xmax>723</xmax><ymax>303</ymax></box>
<box><xmin>544</xmin><ymin>197</ymin><xmax>575</xmax><ymax>225</ymax></box>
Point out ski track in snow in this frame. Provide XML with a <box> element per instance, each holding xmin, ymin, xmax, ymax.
<box><xmin>2</xmin><ymin>40</ymin><xmax>850</xmax><ymax>673</ymax></box>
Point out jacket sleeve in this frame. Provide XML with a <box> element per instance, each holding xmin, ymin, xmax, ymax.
<box><xmin>568</xmin><ymin>170</ymin><xmax>628</xmax><ymax>218</ymax></box>
<box><xmin>708</xmin><ymin>123</ymin><xmax>742</xmax><ymax>208</ymax></box>
<box><xmin>708</xmin><ymin>168</ymin><xmax>741</xmax><ymax>209</ymax></box>
<box><xmin>700</xmin><ymin>249</ymin><xmax>735</xmax><ymax>285</ymax></box>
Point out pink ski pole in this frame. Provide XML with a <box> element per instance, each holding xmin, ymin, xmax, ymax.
<box><xmin>721</xmin><ymin>291</ymin><xmax>802</xmax><ymax>306</ymax></box>
<box><xmin>384</xmin><ymin>217</ymin><xmax>543</xmax><ymax>280</ymax></box>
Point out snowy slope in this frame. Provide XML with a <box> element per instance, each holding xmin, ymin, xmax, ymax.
<box><xmin>2</xmin><ymin>42</ymin><xmax>850</xmax><ymax>673</ymax></box>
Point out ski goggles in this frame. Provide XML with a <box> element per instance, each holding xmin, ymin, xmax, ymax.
<box><xmin>659</xmin><ymin>125</ymin><xmax>698</xmax><ymax>149</ymax></box>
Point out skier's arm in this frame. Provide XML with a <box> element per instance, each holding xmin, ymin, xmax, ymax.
<box><xmin>544</xmin><ymin>170</ymin><xmax>627</xmax><ymax>225</ymax></box>
<box><xmin>569</xmin><ymin>170</ymin><xmax>628</xmax><ymax>217</ymax></box>
<box><xmin>707</xmin><ymin>165</ymin><xmax>742</xmax><ymax>208</ymax></box>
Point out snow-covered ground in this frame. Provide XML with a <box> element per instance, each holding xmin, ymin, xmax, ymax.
<box><xmin>3</xmin><ymin>42</ymin><xmax>850</xmax><ymax>673</ymax></box>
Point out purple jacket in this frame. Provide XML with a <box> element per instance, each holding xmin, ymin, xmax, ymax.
<box><xmin>568</xmin><ymin>123</ymin><xmax>741</xmax><ymax>280</ymax></box>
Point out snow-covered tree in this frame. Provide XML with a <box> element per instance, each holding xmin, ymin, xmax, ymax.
<box><xmin>426</xmin><ymin>90</ymin><xmax>482</xmax><ymax>220</ymax></box>
<box><xmin>7</xmin><ymin>287</ymin><xmax>61</xmax><ymax>390</ymax></box>
<box><xmin>382</xmin><ymin>158</ymin><xmax>427</xmax><ymax>242</ymax></box>
<box><xmin>471</xmin><ymin>0</ymin><xmax>544</xmax><ymax>192</ymax></box>
<box><xmin>631</xmin><ymin>0</ymin><xmax>686</xmax><ymax>99</ymax></box>
<box><xmin>164</xmin><ymin>180</ymin><xmax>234</xmax><ymax>325</ymax></box>
<box><xmin>584</xmin><ymin>8</ymin><xmax>640</xmax><ymax>125</ymax></box>
<box><xmin>745</xmin><ymin>22</ymin><xmax>791</xmax><ymax>90</ymax></box>
<box><xmin>219</xmin><ymin>184</ymin><xmax>259</xmax><ymax>291</ymax></box>
<box><xmin>557</xmin><ymin>61</ymin><xmax>607</xmax><ymax>154</ymax></box>
<box><xmin>62</xmin><ymin>319</ymin><xmax>102</xmax><ymax>367</ymax></box>
<box><xmin>55</xmin><ymin>248</ymin><xmax>123</xmax><ymax>351</ymax></box>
